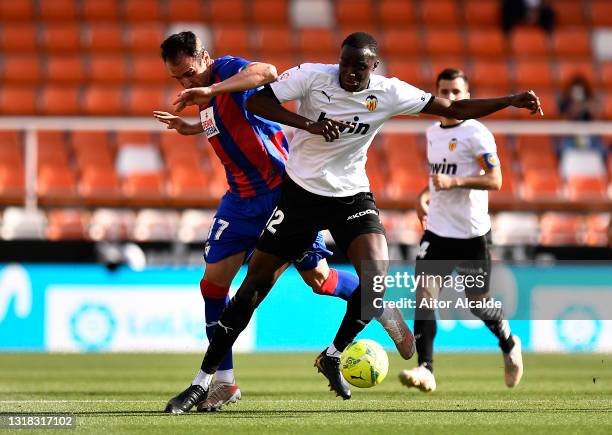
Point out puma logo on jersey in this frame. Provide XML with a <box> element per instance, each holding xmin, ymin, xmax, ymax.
<box><xmin>317</xmin><ymin>112</ymin><xmax>370</xmax><ymax>135</ymax></box>
<box><xmin>429</xmin><ymin>158</ymin><xmax>457</xmax><ymax>175</ymax></box>
<box><xmin>347</xmin><ymin>209</ymin><xmax>378</xmax><ymax>220</ymax></box>
<box><xmin>320</xmin><ymin>90</ymin><xmax>333</xmax><ymax>102</ymax></box>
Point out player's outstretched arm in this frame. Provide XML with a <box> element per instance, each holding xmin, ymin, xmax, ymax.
<box><xmin>246</xmin><ymin>87</ymin><xmax>349</xmax><ymax>142</ymax></box>
<box><xmin>153</xmin><ymin>111</ymin><xmax>204</xmax><ymax>135</ymax></box>
<box><xmin>173</xmin><ymin>62</ymin><xmax>278</xmax><ymax>111</ymax></box>
<box><xmin>423</xmin><ymin>90</ymin><xmax>543</xmax><ymax>119</ymax></box>
<box><xmin>431</xmin><ymin>167</ymin><xmax>502</xmax><ymax>191</ymax></box>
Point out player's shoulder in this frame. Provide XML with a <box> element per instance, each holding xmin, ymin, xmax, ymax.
<box><xmin>371</xmin><ymin>74</ymin><xmax>421</xmax><ymax>91</ymax></box>
<box><xmin>426</xmin><ymin>121</ymin><xmax>442</xmax><ymax>136</ymax></box>
<box><xmin>295</xmin><ymin>63</ymin><xmax>338</xmax><ymax>78</ymax></box>
<box><xmin>462</xmin><ymin>119</ymin><xmax>493</xmax><ymax>135</ymax></box>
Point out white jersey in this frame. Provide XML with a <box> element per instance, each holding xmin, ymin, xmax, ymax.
<box><xmin>426</xmin><ymin>119</ymin><xmax>499</xmax><ymax>239</ymax></box>
<box><xmin>270</xmin><ymin>63</ymin><xmax>432</xmax><ymax>197</ymax></box>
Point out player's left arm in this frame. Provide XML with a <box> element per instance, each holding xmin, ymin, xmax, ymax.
<box><xmin>173</xmin><ymin>62</ymin><xmax>278</xmax><ymax>111</ymax></box>
<box><xmin>431</xmin><ymin>166</ymin><xmax>502</xmax><ymax>191</ymax></box>
<box><xmin>422</xmin><ymin>91</ymin><xmax>544</xmax><ymax>119</ymax></box>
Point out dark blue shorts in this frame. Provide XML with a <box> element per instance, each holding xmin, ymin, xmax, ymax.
<box><xmin>204</xmin><ymin>188</ymin><xmax>332</xmax><ymax>271</ymax></box>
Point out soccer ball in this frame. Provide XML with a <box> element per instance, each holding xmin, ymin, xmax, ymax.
<box><xmin>340</xmin><ymin>339</ymin><xmax>389</xmax><ymax>388</ymax></box>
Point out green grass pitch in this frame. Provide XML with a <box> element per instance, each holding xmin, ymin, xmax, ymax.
<box><xmin>0</xmin><ymin>353</ymin><xmax>610</xmax><ymax>434</ymax></box>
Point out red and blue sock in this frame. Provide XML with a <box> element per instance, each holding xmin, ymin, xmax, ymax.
<box><xmin>318</xmin><ymin>268</ymin><xmax>359</xmax><ymax>301</ymax></box>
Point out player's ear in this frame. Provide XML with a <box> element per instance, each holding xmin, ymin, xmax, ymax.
<box><xmin>373</xmin><ymin>60</ymin><xmax>379</xmax><ymax>71</ymax></box>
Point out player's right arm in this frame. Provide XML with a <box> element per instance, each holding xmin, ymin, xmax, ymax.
<box><xmin>152</xmin><ymin>111</ymin><xmax>204</xmax><ymax>135</ymax></box>
<box><xmin>246</xmin><ymin>85</ymin><xmax>347</xmax><ymax>142</ymax></box>
<box><xmin>416</xmin><ymin>187</ymin><xmax>430</xmax><ymax>229</ymax></box>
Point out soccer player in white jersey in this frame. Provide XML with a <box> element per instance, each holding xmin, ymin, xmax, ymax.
<box><xmin>164</xmin><ymin>33</ymin><xmax>541</xmax><ymax>412</ymax></box>
<box><xmin>399</xmin><ymin>69</ymin><xmax>523</xmax><ymax>393</ymax></box>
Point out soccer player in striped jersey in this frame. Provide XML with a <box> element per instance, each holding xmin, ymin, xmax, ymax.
<box><xmin>398</xmin><ymin>68</ymin><xmax>523</xmax><ymax>393</ymax></box>
<box><xmin>154</xmin><ymin>31</ymin><xmax>414</xmax><ymax>412</ymax></box>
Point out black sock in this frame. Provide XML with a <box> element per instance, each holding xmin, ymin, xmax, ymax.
<box><xmin>470</xmin><ymin>306</ymin><xmax>514</xmax><ymax>353</ymax></box>
<box><xmin>332</xmin><ymin>286</ymin><xmax>373</xmax><ymax>352</ymax></box>
<box><xmin>201</xmin><ymin>294</ymin><xmax>256</xmax><ymax>373</ymax></box>
<box><xmin>414</xmin><ymin>307</ymin><xmax>436</xmax><ymax>373</ymax></box>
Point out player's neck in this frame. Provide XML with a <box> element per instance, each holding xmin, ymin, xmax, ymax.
<box><xmin>440</xmin><ymin>118</ymin><xmax>464</xmax><ymax>128</ymax></box>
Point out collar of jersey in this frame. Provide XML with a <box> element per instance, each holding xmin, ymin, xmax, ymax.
<box><xmin>439</xmin><ymin>120</ymin><xmax>466</xmax><ymax>129</ymax></box>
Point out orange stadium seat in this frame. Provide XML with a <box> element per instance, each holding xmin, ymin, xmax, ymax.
<box><xmin>470</xmin><ymin>60</ymin><xmax>511</xmax><ymax>89</ymax></box>
<box><xmin>38</xmin><ymin>164</ymin><xmax>77</xmax><ymax>201</ymax></box>
<box><xmin>421</xmin><ymin>0</ymin><xmax>459</xmax><ymax>26</ymax></box>
<box><xmin>0</xmin><ymin>55</ymin><xmax>42</xmax><ymax>84</ymax></box>
<box><xmin>0</xmin><ymin>165</ymin><xmax>24</xmax><ymax>201</ymax></box>
<box><xmin>213</xmin><ymin>27</ymin><xmax>251</xmax><ymax>58</ymax></box>
<box><xmin>252</xmin><ymin>0</ymin><xmax>289</xmax><ymax>25</ymax></box>
<box><xmin>0</xmin><ymin>145</ymin><xmax>22</xmax><ymax>167</ymax></box>
<box><xmin>40</xmin><ymin>24</ymin><xmax>82</xmax><ymax>53</ymax></box>
<box><xmin>584</xmin><ymin>213</ymin><xmax>610</xmax><ymax>246</ymax></box>
<box><xmin>552</xmin><ymin>29</ymin><xmax>591</xmax><ymax>58</ymax></box>
<box><xmin>40</xmin><ymin>86</ymin><xmax>80</xmax><ymax>115</ymax></box>
<box><xmin>86</xmin><ymin>24</ymin><xmax>124</xmax><ymax>53</ymax></box>
<box><xmin>38</xmin><ymin>0</ymin><xmax>77</xmax><ymax>21</ymax></box>
<box><xmin>297</xmin><ymin>29</ymin><xmax>337</xmax><ymax>55</ymax></box>
<box><xmin>463</xmin><ymin>0</ymin><xmax>500</xmax><ymax>26</ymax></box>
<box><xmin>424</xmin><ymin>28</ymin><xmax>465</xmax><ymax>57</ymax></box>
<box><xmin>45</xmin><ymin>56</ymin><xmax>85</xmax><ymax>83</ymax></box>
<box><xmin>89</xmin><ymin>56</ymin><xmax>129</xmax><ymax>83</ymax></box>
<box><xmin>122</xmin><ymin>172</ymin><xmax>166</xmax><ymax>200</ymax></box>
<box><xmin>514</xmin><ymin>59</ymin><xmax>554</xmax><ymax>88</ymax></box>
<box><xmin>377</xmin><ymin>0</ymin><xmax>416</xmax><ymax>26</ymax></box>
<box><xmin>379</xmin><ymin>29</ymin><xmax>421</xmax><ymax>57</ymax></box>
<box><xmin>387</xmin><ymin>170</ymin><xmax>428</xmax><ymax>200</ymax></box>
<box><xmin>522</xmin><ymin>170</ymin><xmax>561</xmax><ymax>200</ymax></box>
<box><xmin>168</xmin><ymin>166</ymin><xmax>209</xmax><ymax>201</ymax></box>
<box><xmin>466</xmin><ymin>29</ymin><xmax>507</xmax><ymax>58</ymax></box>
<box><xmin>553</xmin><ymin>0</ymin><xmax>587</xmax><ymax>26</ymax></box>
<box><xmin>125</xmin><ymin>25</ymin><xmax>165</xmax><ymax>53</ymax></box>
<box><xmin>116</xmin><ymin>131</ymin><xmax>154</xmax><ymax>147</ymax></box>
<box><xmin>209</xmin><ymin>0</ymin><xmax>247</xmax><ymax>23</ymax></box>
<box><xmin>79</xmin><ymin>166</ymin><xmax>121</xmax><ymax>202</ymax></box>
<box><xmin>124</xmin><ymin>0</ymin><xmax>163</xmax><ymax>22</ymax></box>
<box><xmin>558</xmin><ymin>60</ymin><xmax>596</xmax><ymax>89</ymax></box>
<box><xmin>82</xmin><ymin>86</ymin><xmax>124</xmax><ymax>116</ymax></box>
<box><xmin>566</xmin><ymin>176</ymin><xmax>608</xmax><ymax>200</ymax></box>
<box><xmin>37</xmin><ymin>130</ymin><xmax>68</xmax><ymax>154</ymax></box>
<box><xmin>0</xmin><ymin>24</ymin><xmax>38</xmax><ymax>52</ymax></box>
<box><xmin>0</xmin><ymin>130</ymin><xmax>21</xmax><ymax>147</ymax></box>
<box><xmin>430</xmin><ymin>58</ymin><xmax>469</xmax><ymax>81</ymax></box>
<box><xmin>490</xmin><ymin>168</ymin><xmax>518</xmax><ymax>201</ymax></box>
<box><xmin>82</xmin><ymin>0</ymin><xmax>120</xmax><ymax>21</ymax></box>
<box><xmin>160</xmin><ymin>131</ymin><xmax>199</xmax><ymax>151</ymax></box>
<box><xmin>590</xmin><ymin>0</ymin><xmax>612</xmax><ymax>27</ymax></box>
<box><xmin>131</xmin><ymin>55</ymin><xmax>168</xmax><ymax>84</ymax></box>
<box><xmin>72</xmin><ymin>131</ymin><xmax>112</xmax><ymax>151</ymax></box>
<box><xmin>46</xmin><ymin>209</ymin><xmax>90</xmax><ymax>240</ymax></box>
<box><xmin>336</xmin><ymin>0</ymin><xmax>373</xmax><ymax>25</ymax></box>
<box><xmin>384</xmin><ymin>59</ymin><xmax>428</xmax><ymax>88</ymax></box>
<box><xmin>0</xmin><ymin>87</ymin><xmax>36</xmax><ymax>115</ymax></box>
<box><xmin>601</xmin><ymin>62</ymin><xmax>612</xmax><ymax>89</ymax></box>
<box><xmin>167</xmin><ymin>0</ymin><xmax>206</xmax><ymax>22</ymax></box>
<box><xmin>252</xmin><ymin>27</ymin><xmax>293</xmax><ymax>55</ymax></box>
<box><xmin>539</xmin><ymin>213</ymin><xmax>584</xmax><ymax>245</ymax></box>
<box><xmin>510</xmin><ymin>28</ymin><xmax>550</xmax><ymax>58</ymax></box>
<box><xmin>603</xmin><ymin>92</ymin><xmax>612</xmax><ymax>120</ymax></box>
<box><xmin>0</xmin><ymin>0</ymin><xmax>34</xmax><ymax>21</ymax></box>
<box><xmin>264</xmin><ymin>56</ymin><xmax>298</xmax><ymax>75</ymax></box>
<box><xmin>126</xmin><ymin>86</ymin><xmax>167</xmax><ymax>116</ymax></box>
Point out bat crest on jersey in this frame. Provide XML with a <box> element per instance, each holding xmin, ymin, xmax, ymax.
<box><xmin>448</xmin><ymin>137</ymin><xmax>458</xmax><ymax>151</ymax></box>
<box><xmin>365</xmin><ymin>95</ymin><xmax>378</xmax><ymax>112</ymax></box>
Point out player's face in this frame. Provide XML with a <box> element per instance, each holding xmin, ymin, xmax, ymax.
<box><xmin>166</xmin><ymin>51</ymin><xmax>212</xmax><ymax>89</ymax></box>
<box><xmin>436</xmin><ymin>78</ymin><xmax>470</xmax><ymax>101</ymax></box>
<box><xmin>338</xmin><ymin>46</ymin><xmax>378</xmax><ymax>92</ymax></box>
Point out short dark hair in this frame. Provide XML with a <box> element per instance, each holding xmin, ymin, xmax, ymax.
<box><xmin>436</xmin><ymin>68</ymin><xmax>469</xmax><ymax>89</ymax></box>
<box><xmin>341</xmin><ymin>32</ymin><xmax>378</xmax><ymax>55</ymax></box>
<box><xmin>160</xmin><ymin>31</ymin><xmax>202</xmax><ymax>63</ymax></box>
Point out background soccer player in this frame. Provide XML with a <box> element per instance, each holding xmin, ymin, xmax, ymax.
<box><xmin>164</xmin><ymin>32</ymin><xmax>541</xmax><ymax>413</ymax></box>
<box><xmin>399</xmin><ymin>68</ymin><xmax>523</xmax><ymax>393</ymax></box>
<box><xmin>154</xmin><ymin>32</ymin><xmax>414</xmax><ymax>411</ymax></box>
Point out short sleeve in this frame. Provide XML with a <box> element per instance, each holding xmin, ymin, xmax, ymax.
<box><xmin>269</xmin><ymin>65</ymin><xmax>311</xmax><ymax>103</ymax></box>
<box><xmin>470</xmin><ymin>124</ymin><xmax>499</xmax><ymax>169</ymax></box>
<box><xmin>390</xmin><ymin>78</ymin><xmax>433</xmax><ymax>116</ymax></box>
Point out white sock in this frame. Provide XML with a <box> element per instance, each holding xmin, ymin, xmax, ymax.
<box><xmin>192</xmin><ymin>369</ymin><xmax>213</xmax><ymax>389</ymax></box>
<box><xmin>325</xmin><ymin>343</ymin><xmax>341</xmax><ymax>358</ymax></box>
<box><xmin>215</xmin><ymin>369</ymin><xmax>234</xmax><ymax>384</ymax></box>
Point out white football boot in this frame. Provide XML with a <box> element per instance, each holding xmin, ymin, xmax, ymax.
<box><xmin>398</xmin><ymin>365</ymin><xmax>437</xmax><ymax>392</ymax></box>
<box><xmin>503</xmin><ymin>335</ymin><xmax>523</xmax><ymax>387</ymax></box>
<box><xmin>197</xmin><ymin>381</ymin><xmax>241</xmax><ymax>412</ymax></box>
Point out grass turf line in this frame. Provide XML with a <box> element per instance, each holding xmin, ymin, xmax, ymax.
<box><xmin>0</xmin><ymin>353</ymin><xmax>610</xmax><ymax>434</ymax></box>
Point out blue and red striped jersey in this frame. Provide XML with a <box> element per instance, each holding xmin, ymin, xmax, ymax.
<box><xmin>199</xmin><ymin>56</ymin><xmax>288</xmax><ymax>198</ymax></box>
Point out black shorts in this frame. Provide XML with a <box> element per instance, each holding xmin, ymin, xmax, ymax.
<box><xmin>256</xmin><ymin>177</ymin><xmax>386</xmax><ymax>262</ymax></box>
<box><xmin>415</xmin><ymin>230</ymin><xmax>491</xmax><ymax>294</ymax></box>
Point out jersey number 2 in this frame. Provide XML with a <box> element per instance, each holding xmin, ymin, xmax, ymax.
<box><xmin>266</xmin><ymin>209</ymin><xmax>285</xmax><ymax>234</ymax></box>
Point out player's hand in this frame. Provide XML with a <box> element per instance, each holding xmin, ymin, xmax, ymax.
<box><xmin>305</xmin><ymin>118</ymin><xmax>350</xmax><ymax>142</ymax></box>
<box><xmin>431</xmin><ymin>174</ymin><xmax>456</xmax><ymax>191</ymax></box>
<box><xmin>153</xmin><ymin>111</ymin><xmax>192</xmax><ymax>134</ymax></box>
<box><xmin>173</xmin><ymin>87</ymin><xmax>214</xmax><ymax>112</ymax></box>
<box><xmin>416</xmin><ymin>192</ymin><xmax>429</xmax><ymax>230</ymax></box>
<box><xmin>510</xmin><ymin>90</ymin><xmax>544</xmax><ymax>116</ymax></box>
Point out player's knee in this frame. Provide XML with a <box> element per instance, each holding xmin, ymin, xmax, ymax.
<box><xmin>302</xmin><ymin>269</ymin><xmax>329</xmax><ymax>295</ymax></box>
<box><xmin>200</xmin><ymin>277</ymin><xmax>230</xmax><ymax>299</ymax></box>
